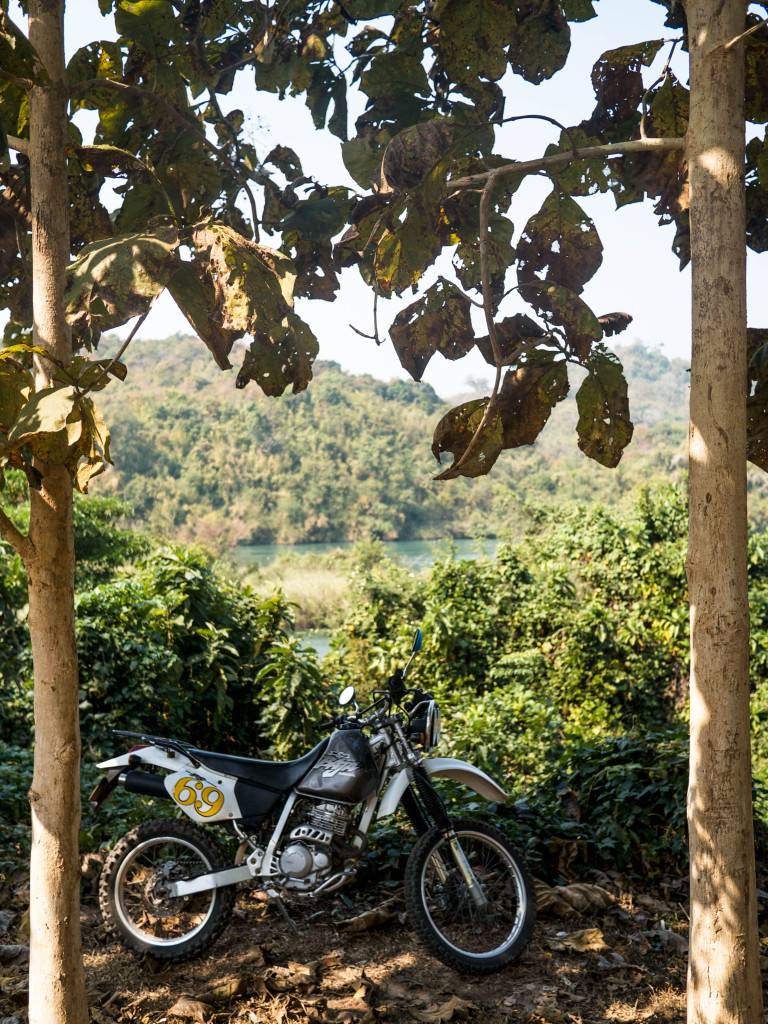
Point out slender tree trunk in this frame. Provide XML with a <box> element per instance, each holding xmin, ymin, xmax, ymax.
<box><xmin>684</xmin><ymin>1</ymin><xmax>762</xmax><ymax>1022</ymax></box>
<box><xmin>26</xmin><ymin>2</ymin><xmax>87</xmax><ymax>1022</ymax></box>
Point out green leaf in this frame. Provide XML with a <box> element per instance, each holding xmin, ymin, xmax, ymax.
<box><xmin>438</xmin><ymin>0</ymin><xmax>517</xmax><ymax>84</ymax></box>
<box><xmin>342</xmin><ymin>0</ymin><xmax>404</xmax><ymax>18</ymax></box>
<box><xmin>432</xmin><ymin>398</ymin><xmax>504</xmax><ymax>479</ymax></box>
<box><xmin>114</xmin><ymin>0</ymin><xmax>178</xmax><ymax>58</ymax></box>
<box><xmin>0</xmin><ymin>359</ymin><xmax>33</xmax><ymax>432</ymax></box>
<box><xmin>745</xmin><ymin>14</ymin><xmax>768</xmax><ymax>123</ymax></box>
<box><xmin>0</xmin><ymin>10</ymin><xmax>46</xmax><ymax>84</ymax></box>
<box><xmin>507</xmin><ymin>0</ymin><xmax>571</xmax><ymax>85</ymax></box>
<box><xmin>389</xmin><ymin>278</ymin><xmax>474</xmax><ymax>381</ymax></box>
<box><xmin>342</xmin><ymin>134</ymin><xmax>391</xmax><ymax>190</ymax></box>
<box><xmin>281</xmin><ymin>196</ymin><xmax>346</xmax><ymax>242</ymax></box>
<box><xmin>235</xmin><ymin>311</ymin><xmax>319</xmax><ymax>397</ymax></box>
<box><xmin>561</xmin><ymin>0</ymin><xmax>596</xmax><ymax>21</ymax></box>
<box><xmin>575</xmin><ymin>347</ymin><xmax>634</xmax><ymax>468</ymax></box>
<box><xmin>517</xmin><ymin>190</ymin><xmax>603</xmax><ymax>295</ymax></box>
<box><xmin>359</xmin><ymin>53</ymin><xmax>430</xmax><ymax>100</ymax></box>
<box><xmin>7</xmin><ymin>385</ymin><xmax>77</xmax><ymax>446</ymax></box>
<box><xmin>64</xmin><ymin>227</ymin><xmax>180</xmax><ymax>342</ymax></box>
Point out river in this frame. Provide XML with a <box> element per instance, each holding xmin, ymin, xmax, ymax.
<box><xmin>231</xmin><ymin>537</ymin><xmax>501</xmax><ymax>659</ymax></box>
<box><xmin>230</xmin><ymin>536</ymin><xmax>500</xmax><ymax>572</ymax></box>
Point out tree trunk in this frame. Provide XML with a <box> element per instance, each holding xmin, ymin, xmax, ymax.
<box><xmin>684</xmin><ymin>1</ymin><xmax>762</xmax><ymax>1022</ymax></box>
<box><xmin>26</xmin><ymin>2</ymin><xmax>87</xmax><ymax>1022</ymax></box>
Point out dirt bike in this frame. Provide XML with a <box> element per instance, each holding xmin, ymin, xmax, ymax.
<box><xmin>90</xmin><ymin>629</ymin><xmax>536</xmax><ymax>974</ymax></box>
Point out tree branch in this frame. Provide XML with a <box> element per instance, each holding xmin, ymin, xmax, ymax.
<box><xmin>450</xmin><ymin>137</ymin><xmax>685</xmax><ymax>190</ymax></box>
<box><xmin>7</xmin><ymin>134</ymin><xmax>29</xmax><ymax>157</ymax></box>
<box><xmin>0</xmin><ymin>503</ymin><xmax>34</xmax><ymax>562</ymax></box>
<box><xmin>70</xmin><ymin>78</ymin><xmax>260</xmax><ymax>237</ymax></box>
<box><xmin>0</xmin><ymin>68</ymin><xmax>33</xmax><ymax>91</ymax></box>
<box><xmin>443</xmin><ymin>137</ymin><xmax>685</xmax><ymax>478</ymax></box>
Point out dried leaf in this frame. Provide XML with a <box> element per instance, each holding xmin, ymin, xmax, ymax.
<box><xmin>235</xmin><ymin>311</ymin><xmax>318</xmax><ymax>397</ymax></box>
<box><xmin>377</xmin><ymin>120</ymin><xmax>455</xmax><ymax>193</ymax></box>
<box><xmin>517</xmin><ymin>190</ymin><xmax>603</xmax><ymax>296</ymax></box>
<box><xmin>535</xmin><ymin>880</ymin><xmax>614</xmax><ymax>916</ymax></box>
<box><xmin>167</xmin><ymin>994</ymin><xmax>214</xmax><ymax>1022</ymax></box>
<box><xmin>432</xmin><ymin>398</ymin><xmax>504</xmax><ymax>480</ymax></box>
<box><xmin>192</xmin><ymin>223</ymin><xmax>296</xmax><ymax>335</ymax></box>
<box><xmin>439</xmin><ymin>0</ymin><xmax>518</xmax><ymax>84</ymax></box>
<box><xmin>195</xmin><ymin>975</ymin><xmax>251</xmax><ymax>1003</ymax></box>
<box><xmin>582</xmin><ymin>41</ymin><xmax>664</xmax><ymax>137</ymax></box>
<box><xmin>519</xmin><ymin>279</ymin><xmax>602</xmax><ymax>360</ymax></box>
<box><xmin>390</xmin><ymin>278</ymin><xmax>474</xmax><ymax>381</ymax></box>
<box><xmin>598</xmin><ymin>312</ymin><xmax>633</xmax><ymax>337</ymax></box>
<box><xmin>547</xmin><ymin>927</ymin><xmax>609</xmax><ymax>952</ymax></box>
<box><xmin>411</xmin><ymin>995</ymin><xmax>477</xmax><ymax>1022</ymax></box>
<box><xmin>338</xmin><ymin>908</ymin><xmax>398</xmax><ymax>932</ymax></box>
<box><xmin>475</xmin><ymin>314</ymin><xmax>545</xmax><ymax>367</ymax></box>
<box><xmin>644</xmin><ymin>927</ymin><xmax>689</xmax><ymax>955</ymax></box>
<box><xmin>497</xmin><ymin>361</ymin><xmax>569</xmax><ymax>449</ymax></box>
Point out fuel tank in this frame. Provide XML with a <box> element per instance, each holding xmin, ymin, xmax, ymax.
<box><xmin>296</xmin><ymin>728</ymin><xmax>379</xmax><ymax>804</ymax></box>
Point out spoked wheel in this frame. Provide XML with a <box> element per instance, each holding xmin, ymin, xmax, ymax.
<box><xmin>404</xmin><ymin>817</ymin><xmax>536</xmax><ymax>974</ymax></box>
<box><xmin>99</xmin><ymin>818</ymin><xmax>234</xmax><ymax>960</ymax></box>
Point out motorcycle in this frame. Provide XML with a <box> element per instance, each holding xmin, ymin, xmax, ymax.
<box><xmin>90</xmin><ymin>629</ymin><xmax>536</xmax><ymax>974</ymax></box>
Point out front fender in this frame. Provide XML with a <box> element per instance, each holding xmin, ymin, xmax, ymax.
<box><xmin>376</xmin><ymin>757</ymin><xmax>508</xmax><ymax>820</ymax></box>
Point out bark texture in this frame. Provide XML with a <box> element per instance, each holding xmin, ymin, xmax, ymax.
<box><xmin>26</xmin><ymin>1</ymin><xmax>87</xmax><ymax>1022</ymax></box>
<box><xmin>684</xmin><ymin>1</ymin><xmax>762</xmax><ymax>1022</ymax></box>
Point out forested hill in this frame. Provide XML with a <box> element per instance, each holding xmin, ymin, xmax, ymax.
<box><xmin>91</xmin><ymin>336</ymin><xmax>757</xmax><ymax>548</ymax></box>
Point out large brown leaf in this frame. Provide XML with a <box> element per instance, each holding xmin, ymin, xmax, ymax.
<box><xmin>390</xmin><ymin>278</ymin><xmax>474</xmax><ymax>381</ymax></box>
<box><xmin>517</xmin><ymin>190</ymin><xmax>603</xmax><ymax>295</ymax></box>
<box><xmin>432</xmin><ymin>398</ymin><xmax>504</xmax><ymax>479</ymax></box>
<box><xmin>475</xmin><ymin>314</ymin><xmax>546</xmax><ymax>367</ymax></box>
<box><xmin>498</xmin><ymin>360</ymin><xmax>569</xmax><ymax>448</ymax></box>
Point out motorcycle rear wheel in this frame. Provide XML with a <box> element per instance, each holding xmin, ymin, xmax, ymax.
<box><xmin>404</xmin><ymin>816</ymin><xmax>536</xmax><ymax>974</ymax></box>
<box><xmin>99</xmin><ymin>818</ymin><xmax>234</xmax><ymax>960</ymax></box>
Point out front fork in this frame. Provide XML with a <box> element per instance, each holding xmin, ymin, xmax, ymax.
<box><xmin>405</xmin><ymin>765</ymin><xmax>488</xmax><ymax>909</ymax></box>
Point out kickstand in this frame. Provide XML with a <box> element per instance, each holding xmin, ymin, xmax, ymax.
<box><xmin>266</xmin><ymin>887</ymin><xmax>299</xmax><ymax>936</ymax></box>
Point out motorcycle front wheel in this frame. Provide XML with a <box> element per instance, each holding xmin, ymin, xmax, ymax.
<box><xmin>404</xmin><ymin>816</ymin><xmax>536</xmax><ymax>974</ymax></box>
<box><xmin>99</xmin><ymin>818</ymin><xmax>234</xmax><ymax>960</ymax></box>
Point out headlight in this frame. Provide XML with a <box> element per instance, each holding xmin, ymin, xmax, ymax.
<box><xmin>424</xmin><ymin>700</ymin><xmax>441</xmax><ymax>752</ymax></box>
<box><xmin>410</xmin><ymin>700</ymin><xmax>441</xmax><ymax>753</ymax></box>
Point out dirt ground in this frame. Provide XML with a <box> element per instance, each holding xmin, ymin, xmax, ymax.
<box><xmin>0</xmin><ymin>860</ymin><xmax>723</xmax><ymax>1024</ymax></box>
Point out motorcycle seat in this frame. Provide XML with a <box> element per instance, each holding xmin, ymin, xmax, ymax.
<box><xmin>188</xmin><ymin>737</ymin><xmax>330</xmax><ymax>792</ymax></box>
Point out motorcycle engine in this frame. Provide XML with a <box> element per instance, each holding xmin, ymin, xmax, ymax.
<box><xmin>279</xmin><ymin>801</ymin><xmax>354</xmax><ymax>890</ymax></box>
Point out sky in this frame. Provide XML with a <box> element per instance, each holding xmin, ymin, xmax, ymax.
<box><xmin>11</xmin><ymin>0</ymin><xmax>768</xmax><ymax>397</ymax></box>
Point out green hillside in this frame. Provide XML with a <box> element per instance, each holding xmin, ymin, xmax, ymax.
<box><xmin>90</xmin><ymin>335</ymin><xmax>759</xmax><ymax>547</ymax></box>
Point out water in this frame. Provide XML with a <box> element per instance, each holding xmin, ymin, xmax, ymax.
<box><xmin>230</xmin><ymin>536</ymin><xmax>500</xmax><ymax>572</ymax></box>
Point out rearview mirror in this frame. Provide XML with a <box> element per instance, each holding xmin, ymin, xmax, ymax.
<box><xmin>412</xmin><ymin>628</ymin><xmax>423</xmax><ymax>653</ymax></box>
<box><xmin>339</xmin><ymin>685</ymin><xmax>356</xmax><ymax>707</ymax></box>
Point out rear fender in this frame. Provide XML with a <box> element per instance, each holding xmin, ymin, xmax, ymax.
<box><xmin>95</xmin><ymin>745</ymin><xmax>242</xmax><ymax>823</ymax></box>
<box><xmin>97</xmin><ymin>744</ymin><xmax>197</xmax><ymax>774</ymax></box>
<box><xmin>376</xmin><ymin>757</ymin><xmax>508</xmax><ymax>820</ymax></box>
